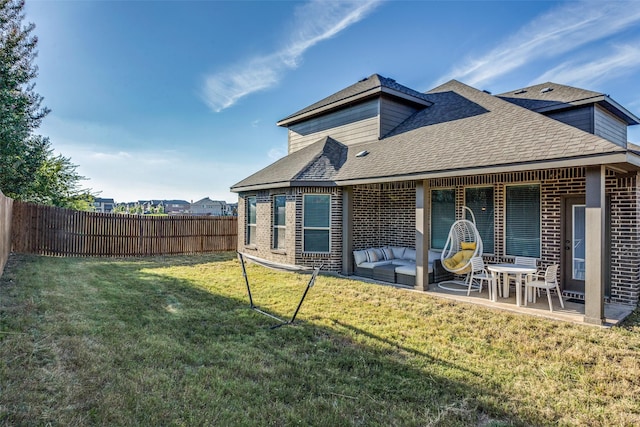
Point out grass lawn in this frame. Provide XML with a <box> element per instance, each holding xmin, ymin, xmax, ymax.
<box><xmin>1</xmin><ymin>252</ymin><xmax>639</xmax><ymax>426</ymax></box>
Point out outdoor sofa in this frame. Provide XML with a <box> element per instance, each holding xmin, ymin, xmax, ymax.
<box><xmin>353</xmin><ymin>247</ymin><xmax>451</xmax><ymax>286</ymax></box>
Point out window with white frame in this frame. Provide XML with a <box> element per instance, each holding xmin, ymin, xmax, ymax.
<box><xmin>246</xmin><ymin>196</ymin><xmax>257</xmax><ymax>245</ymax></box>
<box><xmin>465</xmin><ymin>186</ymin><xmax>494</xmax><ymax>254</ymax></box>
<box><xmin>303</xmin><ymin>194</ymin><xmax>330</xmax><ymax>253</ymax></box>
<box><xmin>272</xmin><ymin>195</ymin><xmax>286</xmax><ymax>250</ymax></box>
<box><xmin>505</xmin><ymin>184</ymin><xmax>540</xmax><ymax>258</ymax></box>
<box><xmin>431</xmin><ymin>188</ymin><xmax>455</xmax><ymax>250</ymax></box>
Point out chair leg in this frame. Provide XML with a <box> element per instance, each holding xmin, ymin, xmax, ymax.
<box><xmin>555</xmin><ymin>284</ymin><xmax>564</xmax><ymax>308</ymax></box>
<box><xmin>546</xmin><ymin>289</ymin><xmax>553</xmax><ymax>312</ymax></box>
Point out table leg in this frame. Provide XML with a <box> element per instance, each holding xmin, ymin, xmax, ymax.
<box><xmin>490</xmin><ymin>272</ymin><xmax>498</xmax><ymax>302</ymax></box>
<box><xmin>502</xmin><ymin>273</ymin><xmax>509</xmax><ymax>298</ymax></box>
<box><xmin>515</xmin><ymin>274</ymin><xmax>522</xmax><ymax>307</ymax></box>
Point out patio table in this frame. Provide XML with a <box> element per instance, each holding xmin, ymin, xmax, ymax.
<box><xmin>486</xmin><ymin>264</ymin><xmax>537</xmax><ymax>306</ymax></box>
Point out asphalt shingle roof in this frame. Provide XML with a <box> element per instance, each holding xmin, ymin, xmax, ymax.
<box><xmin>231</xmin><ymin>79</ymin><xmax>629</xmax><ymax>192</ymax></box>
<box><xmin>232</xmin><ymin>137</ymin><xmax>347</xmax><ymax>190</ymax></box>
<box><xmin>496</xmin><ymin>82</ymin><xmax>603</xmax><ymax>112</ymax></box>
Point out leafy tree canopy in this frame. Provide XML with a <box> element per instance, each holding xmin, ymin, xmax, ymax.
<box><xmin>0</xmin><ymin>0</ymin><xmax>94</xmax><ymax>210</ymax></box>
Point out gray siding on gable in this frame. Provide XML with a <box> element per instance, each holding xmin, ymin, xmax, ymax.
<box><xmin>380</xmin><ymin>97</ymin><xmax>421</xmax><ymax>137</ymax></box>
<box><xmin>547</xmin><ymin>106</ymin><xmax>593</xmax><ymax>134</ymax></box>
<box><xmin>594</xmin><ymin>105</ymin><xmax>627</xmax><ymax>147</ymax></box>
<box><xmin>288</xmin><ymin>99</ymin><xmax>380</xmax><ymax>153</ymax></box>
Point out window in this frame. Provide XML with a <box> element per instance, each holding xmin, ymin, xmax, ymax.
<box><xmin>505</xmin><ymin>184</ymin><xmax>540</xmax><ymax>258</ymax></box>
<box><xmin>431</xmin><ymin>189</ymin><xmax>455</xmax><ymax>249</ymax></box>
<box><xmin>465</xmin><ymin>187</ymin><xmax>494</xmax><ymax>254</ymax></box>
<box><xmin>272</xmin><ymin>195</ymin><xmax>286</xmax><ymax>250</ymax></box>
<box><xmin>246</xmin><ymin>196</ymin><xmax>257</xmax><ymax>245</ymax></box>
<box><xmin>303</xmin><ymin>194</ymin><xmax>330</xmax><ymax>252</ymax></box>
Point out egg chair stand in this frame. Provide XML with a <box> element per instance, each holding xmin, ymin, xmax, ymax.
<box><xmin>238</xmin><ymin>252</ymin><xmax>323</xmax><ymax>329</ymax></box>
<box><xmin>437</xmin><ymin>207</ymin><xmax>484</xmax><ymax>292</ymax></box>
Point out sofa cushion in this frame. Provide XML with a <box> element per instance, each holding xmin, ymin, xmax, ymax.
<box><xmin>358</xmin><ymin>260</ymin><xmax>393</xmax><ymax>269</ymax></box>
<box><xmin>395</xmin><ymin>264</ymin><xmax>432</xmax><ymax>275</ymax></box>
<box><xmin>353</xmin><ymin>250</ymin><xmax>368</xmax><ymax>266</ymax></box>
<box><xmin>391</xmin><ymin>259</ymin><xmax>414</xmax><ymax>266</ymax></box>
<box><xmin>395</xmin><ymin>265</ymin><xmax>416</xmax><ymax>276</ymax></box>
<box><xmin>403</xmin><ymin>248</ymin><xmax>416</xmax><ymax>261</ymax></box>
<box><xmin>443</xmin><ymin>249</ymin><xmax>475</xmax><ymax>270</ymax></box>
<box><xmin>390</xmin><ymin>246</ymin><xmax>406</xmax><ymax>259</ymax></box>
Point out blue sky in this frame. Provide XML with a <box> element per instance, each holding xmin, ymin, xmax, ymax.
<box><xmin>24</xmin><ymin>0</ymin><xmax>640</xmax><ymax>204</ymax></box>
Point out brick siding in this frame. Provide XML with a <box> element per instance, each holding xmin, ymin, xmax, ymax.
<box><xmin>237</xmin><ymin>166</ymin><xmax>639</xmax><ymax>305</ymax></box>
<box><xmin>352</xmin><ymin>182</ymin><xmax>416</xmax><ymax>250</ymax></box>
<box><xmin>238</xmin><ymin>187</ymin><xmax>342</xmax><ymax>272</ymax></box>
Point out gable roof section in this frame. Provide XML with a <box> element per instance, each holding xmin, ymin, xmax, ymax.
<box><xmin>231</xmin><ymin>137</ymin><xmax>347</xmax><ymax>191</ymax></box>
<box><xmin>497</xmin><ymin>82</ymin><xmax>640</xmax><ymax>125</ymax></box>
<box><xmin>333</xmin><ymin>80</ymin><xmax>628</xmax><ymax>183</ymax></box>
<box><xmin>232</xmin><ymin>79</ymin><xmax>636</xmax><ymax>193</ymax></box>
<box><xmin>277</xmin><ymin>74</ymin><xmax>433</xmax><ymax>127</ymax></box>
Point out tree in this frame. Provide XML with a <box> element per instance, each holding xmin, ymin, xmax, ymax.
<box><xmin>0</xmin><ymin>0</ymin><xmax>93</xmax><ymax>209</ymax></box>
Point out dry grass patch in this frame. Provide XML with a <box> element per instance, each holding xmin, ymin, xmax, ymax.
<box><xmin>1</xmin><ymin>252</ymin><xmax>639</xmax><ymax>426</ymax></box>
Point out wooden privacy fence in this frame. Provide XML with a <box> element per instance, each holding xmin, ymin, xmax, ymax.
<box><xmin>11</xmin><ymin>201</ymin><xmax>238</xmax><ymax>257</ymax></box>
<box><xmin>0</xmin><ymin>190</ymin><xmax>13</xmax><ymax>274</ymax></box>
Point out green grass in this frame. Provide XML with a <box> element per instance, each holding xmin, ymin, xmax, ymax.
<box><xmin>1</xmin><ymin>252</ymin><xmax>639</xmax><ymax>426</ymax></box>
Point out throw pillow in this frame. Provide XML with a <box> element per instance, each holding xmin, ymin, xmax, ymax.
<box><xmin>461</xmin><ymin>242</ymin><xmax>476</xmax><ymax>250</ymax></box>
<box><xmin>382</xmin><ymin>247</ymin><xmax>395</xmax><ymax>260</ymax></box>
<box><xmin>366</xmin><ymin>249</ymin><xmax>379</xmax><ymax>262</ymax></box>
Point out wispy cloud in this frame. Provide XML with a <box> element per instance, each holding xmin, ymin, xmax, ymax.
<box><xmin>439</xmin><ymin>0</ymin><xmax>640</xmax><ymax>88</ymax></box>
<box><xmin>53</xmin><ymin>140</ymin><xmax>255</xmax><ymax>202</ymax></box>
<box><xmin>532</xmin><ymin>43</ymin><xmax>640</xmax><ymax>88</ymax></box>
<box><xmin>203</xmin><ymin>0</ymin><xmax>382</xmax><ymax>112</ymax></box>
<box><xmin>268</xmin><ymin>145</ymin><xmax>287</xmax><ymax>161</ymax></box>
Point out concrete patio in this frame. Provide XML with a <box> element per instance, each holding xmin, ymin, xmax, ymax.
<box><xmin>349</xmin><ymin>275</ymin><xmax>635</xmax><ymax>327</ymax></box>
<box><xmin>423</xmin><ymin>281</ymin><xmax>634</xmax><ymax>327</ymax></box>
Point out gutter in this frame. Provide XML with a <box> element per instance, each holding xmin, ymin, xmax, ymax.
<box><xmin>231</xmin><ymin>180</ymin><xmax>337</xmax><ymax>193</ymax></box>
<box><xmin>334</xmin><ymin>152</ymin><xmax>631</xmax><ymax>186</ymax></box>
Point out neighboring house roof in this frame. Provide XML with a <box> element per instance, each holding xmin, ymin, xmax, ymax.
<box><xmin>497</xmin><ymin>82</ymin><xmax>640</xmax><ymax>125</ymax></box>
<box><xmin>231</xmin><ymin>79</ymin><xmax>640</xmax><ymax>192</ymax></box>
<box><xmin>277</xmin><ymin>74</ymin><xmax>433</xmax><ymax>127</ymax></box>
<box><xmin>192</xmin><ymin>197</ymin><xmax>226</xmax><ymax>206</ymax></box>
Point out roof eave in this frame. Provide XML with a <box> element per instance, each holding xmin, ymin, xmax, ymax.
<box><xmin>231</xmin><ymin>180</ymin><xmax>337</xmax><ymax>193</ymax></box>
<box><xmin>532</xmin><ymin>95</ymin><xmax>640</xmax><ymax>125</ymax></box>
<box><xmin>232</xmin><ymin>152</ymin><xmax>639</xmax><ymax>193</ymax></box>
<box><xmin>601</xmin><ymin>95</ymin><xmax>640</xmax><ymax>125</ymax></box>
<box><xmin>334</xmin><ymin>152</ymin><xmax>632</xmax><ymax>186</ymax></box>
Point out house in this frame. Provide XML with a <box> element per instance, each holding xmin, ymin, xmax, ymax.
<box><xmin>93</xmin><ymin>198</ymin><xmax>115</xmax><ymax>213</ymax></box>
<box><xmin>138</xmin><ymin>200</ymin><xmax>164</xmax><ymax>214</ymax></box>
<box><xmin>231</xmin><ymin>74</ymin><xmax>640</xmax><ymax>325</ymax></box>
<box><xmin>190</xmin><ymin>197</ymin><xmax>229</xmax><ymax>216</ymax></box>
<box><xmin>227</xmin><ymin>202</ymin><xmax>238</xmax><ymax>216</ymax></box>
<box><xmin>163</xmin><ymin>200</ymin><xmax>191</xmax><ymax>216</ymax></box>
